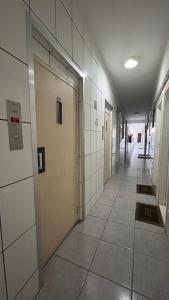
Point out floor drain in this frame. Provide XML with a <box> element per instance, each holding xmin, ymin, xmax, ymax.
<box><xmin>137</xmin><ymin>184</ymin><xmax>155</xmax><ymax>196</ymax></box>
<box><xmin>135</xmin><ymin>202</ymin><xmax>164</xmax><ymax>227</ymax></box>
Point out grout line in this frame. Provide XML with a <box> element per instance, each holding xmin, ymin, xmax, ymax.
<box><xmin>0</xmin><ymin>176</ymin><xmax>34</xmax><ymax>190</ymax></box>
<box><xmin>2</xmin><ymin>224</ymin><xmax>36</xmax><ymax>252</ymax></box>
<box><xmin>0</xmin><ymin>217</ymin><xmax>8</xmax><ymax>300</ymax></box>
<box><xmin>0</xmin><ymin>47</ymin><xmax>28</xmax><ymax>66</ymax></box>
<box><xmin>77</xmin><ymin>200</ymin><xmax>113</xmax><ymax>299</ymax></box>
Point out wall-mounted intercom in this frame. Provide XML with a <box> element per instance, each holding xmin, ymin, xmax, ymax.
<box><xmin>6</xmin><ymin>100</ymin><xmax>23</xmax><ymax>151</ymax></box>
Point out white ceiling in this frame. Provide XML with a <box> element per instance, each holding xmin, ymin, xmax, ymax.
<box><xmin>77</xmin><ymin>0</ymin><xmax>169</xmax><ymax>120</ymax></box>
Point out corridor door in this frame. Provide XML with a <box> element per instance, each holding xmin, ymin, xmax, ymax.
<box><xmin>34</xmin><ymin>61</ymin><xmax>79</xmax><ymax>265</ymax></box>
<box><xmin>104</xmin><ymin>109</ymin><xmax>112</xmax><ymax>184</ymax></box>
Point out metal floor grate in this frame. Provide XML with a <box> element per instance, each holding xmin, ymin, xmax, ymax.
<box><xmin>135</xmin><ymin>202</ymin><xmax>164</xmax><ymax>227</ymax></box>
<box><xmin>137</xmin><ymin>184</ymin><xmax>155</xmax><ymax>196</ymax></box>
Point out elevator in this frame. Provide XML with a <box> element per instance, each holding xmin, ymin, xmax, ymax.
<box><xmin>34</xmin><ymin>60</ymin><xmax>80</xmax><ymax>264</ymax></box>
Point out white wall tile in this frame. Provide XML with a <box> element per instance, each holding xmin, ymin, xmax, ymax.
<box><xmin>90</xmin><ymin>153</ymin><xmax>97</xmax><ymax>176</ymax></box>
<box><xmin>50</xmin><ymin>54</ymin><xmax>67</xmax><ymax>79</ymax></box>
<box><xmin>0</xmin><ymin>0</ymin><xmax>28</xmax><ymax>63</ymax></box>
<box><xmin>56</xmin><ymin>0</ymin><xmax>72</xmax><ymax>57</ymax></box>
<box><xmin>0</xmin><ymin>50</ymin><xmax>30</xmax><ymax>122</ymax></box>
<box><xmin>84</xmin><ymin>103</ymin><xmax>91</xmax><ymax>130</ymax></box>
<box><xmin>15</xmin><ymin>270</ymin><xmax>39</xmax><ymax>300</ymax></box>
<box><xmin>83</xmin><ymin>25</ymin><xmax>92</xmax><ymax>52</ymax></box>
<box><xmin>0</xmin><ymin>178</ymin><xmax>35</xmax><ymax>249</ymax></box>
<box><xmin>0</xmin><ymin>122</ymin><xmax>33</xmax><ymax>187</ymax></box>
<box><xmin>73</xmin><ymin>25</ymin><xmax>83</xmax><ymax>70</ymax></box>
<box><xmin>72</xmin><ymin>0</ymin><xmax>83</xmax><ymax>35</ymax></box>
<box><xmin>91</xmin><ymin>83</ymin><xmax>97</xmax><ymax>108</ymax></box>
<box><xmin>0</xmin><ymin>254</ymin><xmax>7</xmax><ymax>300</ymax></box>
<box><xmin>91</xmin><ymin>131</ymin><xmax>97</xmax><ymax>153</ymax></box>
<box><xmin>0</xmin><ymin>230</ymin><xmax>2</xmax><ymax>253</ymax></box>
<box><xmin>84</xmin><ymin>131</ymin><xmax>91</xmax><ymax>155</ymax></box>
<box><xmin>4</xmin><ymin>226</ymin><xmax>38</xmax><ymax>300</ymax></box>
<box><xmin>91</xmin><ymin>107</ymin><xmax>97</xmax><ymax>131</ymax></box>
<box><xmin>84</xmin><ymin>77</ymin><xmax>91</xmax><ymax>105</ymax></box>
<box><xmin>84</xmin><ymin>44</ymin><xmax>91</xmax><ymax>78</ymax></box>
<box><xmin>91</xmin><ymin>58</ymin><xmax>98</xmax><ymax>84</ymax></box>
<box><xmin>97</xmin><ymin>150</ymin><xmax>101</xmax><ymax>170</ymax></box>
<box><xmin>61</xmin><ymin>0</ymin><xmax>72</xmax><ymax>15</ymax></box>
<box><xmin>33</xmin><ymin>39</ymin><xmax>49</xmax><ymax>65</ymax></box>
<box><xmin>30</xmin><ymin>0</ymin><xmax>55</xmax><ymax>36</ymax></box>
<box><xmin>90</xmin><ymin>173</ymin><xmax>97</xmax><ymax>197</ymax></box>
<box><xmin>85</xmin><ymin>155</ymin><xmax>91</xmax><ymax>180</ymax></box>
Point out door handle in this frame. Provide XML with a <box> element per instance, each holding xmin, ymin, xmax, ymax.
<box><xmin>37</xmin><ymin>147</ymin><xmax>45</xmax><ymax>173</ymax></box>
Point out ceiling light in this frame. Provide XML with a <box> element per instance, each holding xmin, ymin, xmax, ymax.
<box><xmin>124</xmin><ymin>58</ymin><xmax>138</xmax><ymax>69</ymax></box>
<box><xmin>135</xmin><ymin>112</ymin><xmax>139</xmax><ymax>115</ymax></box>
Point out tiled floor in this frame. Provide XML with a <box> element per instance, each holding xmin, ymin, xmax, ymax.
<box><xmin>36</xmin><ymin>144</ymin><xmax>169</xmax><ymax>300</ymax></box>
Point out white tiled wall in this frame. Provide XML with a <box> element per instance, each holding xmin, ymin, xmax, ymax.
<box><xmin>0</xmin><ymin>0</ymin><xmax>118</xmax><ymax>299</ymax></box>
<box><xmin>0</xmin><ymin>254</ymin><xmax>7</xmax><ymax>300</ymax></box>
<box><xmin>0</xmin><ymin>178</ymin><xmax>35</xmax><ymax>249</ymax></box>
<box><xmin>0</xmin><ymin>51</ymin><xmax>30</xmax><ymax>122</ymax></box>
<box><xmin>4</xmin><ymin>226</ymin><xmax>38</xmax><ymax>300</ymax></box>
<box><xmin>0</xmin><ymin>122</ymin><xmax>33</xmax><ymax>187</ymax></box>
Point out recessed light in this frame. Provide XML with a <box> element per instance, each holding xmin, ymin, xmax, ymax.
<box><xmin>135</xmin><ymin>112</ymin><xmax>139</xmax><ymax>115</ymax></box>
<box><xmin>125</xmin><ymin>58</ymin><xmax>138</xmax><ymax>69</ymax></box>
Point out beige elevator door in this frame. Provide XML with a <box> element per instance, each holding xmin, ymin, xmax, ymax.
<box><xmin>34</xmin><ymin>61</ymin><xmax>79</xmax><ymax>265</ymax></box>
<box><xmin>104</xmin><ymin>109</ymin><xmax>112</xmax><ymax>184</ymax></box>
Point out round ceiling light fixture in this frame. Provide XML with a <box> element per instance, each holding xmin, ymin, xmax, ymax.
<box><xmin>124</xmin><ymin>57</ymin><xmax>138</xmax><ymax>69</ymax></box>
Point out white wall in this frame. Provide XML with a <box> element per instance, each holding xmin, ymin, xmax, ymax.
<box><xmin>0</xmin><ymin>0</ymin><xmax>118</xmax><ymax>299</ymax></box>
<box><xmin>155</xmin><ymin>39</ymin><xmax>169</xmax><ymax>99</ymax></box>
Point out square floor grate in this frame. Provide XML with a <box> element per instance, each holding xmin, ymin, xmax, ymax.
<box><xmin>135</xmin><ymin>202</ymin><xmax>164</xmax><ymax>227</ymax></box>
<box><xmin>137</xmin><ymin>184</ymin><xmax>155</xmax><ymax>196</ymax></box>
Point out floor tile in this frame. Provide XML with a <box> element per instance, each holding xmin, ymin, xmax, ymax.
<box><xmin>114</xmin><ymin>198</ymin><xmax>136</xmax><ymax>210</ymax></box>
<box><xmin>133</xmin><ymin>252</ymin><xmax>169</xmax><ymax>300</ymax></box>
<box><xmin>109</xmin><ymin>207</ymin><xmax>135</xmax><ymax>226</ymax></box>
<box><xmin>74</xmin><ymin>216</ymin><xmax>106</xmax><ymax>238</ymax></box>
<box><xmin>119</xmin><ymin>186</ymin><xmax>136</xmax><ymax>193</ymax></box>
<box><xmin>91</xmin><ymin>240</ymin><xmax>133</xmax><ymax>289</ymax></box>
<box><xmin>136</xmin><ymin>194</ymin><xmax>157</xmax><ymax>205</ymax></box>
<box><xmin>79</xmin><ymin>272</ymin><xmax>131</xmax><ymax>300</ymax></box>
<box><xmin>36</xmin><ymin>256</ymin><xmax>87</xmax><ymax>300</ymax></box>
<box><xmin>89</xmin><ymin>204</ymin><xmax>112</xmax><ymax>220</ymax></box>
<box><xmin>102</xmin><ymin>221</ymin><xmax>134</xmax><ymax>249</ymax></box>
<box><xmin>102</xmin><ymin>189</ymin><xmax>118</xmax><ymax>198</ymax></box>
<box><xmin>96</xmin><ymin>194</ymin><xmax>116</xmax><ymax>207</ymax></box>
<box><xmin>105</xmin><ymin>181</ymin><xmax>120</xmax><ymax>191</ymax></box>
<box><xmin>117</xmin><ymin>191</ymin><xmax>136</xmax><ymax>200</ymax></box>
<box><xmin>134</xmin><ymin>228</ymin><xmax>169</xmax><ymax>262</ymax></box>
<box><xmin>56</xmin><ymin>231</ymin><xmax>99</xmax><ymax>269</ymax></box>
<box><xmin>135</xmin><ymin>221</ymin><xmax>165</xmax><ymax>234</ymax></box>
<box><xmin>132</xmin><ymin>291</ymin><xmax>151</xmax><ymax>300</ymax></box>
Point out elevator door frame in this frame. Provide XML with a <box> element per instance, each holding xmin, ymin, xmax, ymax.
<box><xmin>34</xmin><ymin>58</ymin><xmax>80</xmax><ymax>265</ymax></box>
<box><xmin>104</xmin><ymin>101</ymin><xmax>113</xmax><ymax>184</ymax></box>
<box><xmin>26</xmin><ymin>13</ymin><xmax>85</xmax><ymax>287</ymax></box>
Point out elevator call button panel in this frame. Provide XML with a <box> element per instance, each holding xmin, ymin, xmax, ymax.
<box><xmin>6</xmin><ymin>100</ymin><xmax>23</xmax><ymax>151</ymax></box>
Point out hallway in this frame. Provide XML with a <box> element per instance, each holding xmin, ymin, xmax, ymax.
<box><xmin>36</xmin><ymin>144</ymin><xmax>169</xmax><ymax>300</ymax></box>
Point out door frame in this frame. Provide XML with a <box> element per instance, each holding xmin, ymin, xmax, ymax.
<box><xmin>26</xmin><ymin>12</ymin><xmax>85</xmax><ymax>287</ymax></box>
<box><xmin>153</xmin><ymin>80</ymin><xmax>169</xmax><ymax>232</ymax></box>
<box><xmin>104</xmin><ymin>100</ymin><xmax>113</xmax><ymax>184</ymax></box>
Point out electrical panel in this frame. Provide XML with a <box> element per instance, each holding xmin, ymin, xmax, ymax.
<box><xmin>6</xmin><ymin>100</ymin><xmax>23</xmax><ymax>151</ymax></box>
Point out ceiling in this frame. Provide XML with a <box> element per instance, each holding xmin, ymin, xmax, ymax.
<box><xmin>77</xmin><ymin>0</ymin><xmax>169</xmax><ymax>120</ymax></box>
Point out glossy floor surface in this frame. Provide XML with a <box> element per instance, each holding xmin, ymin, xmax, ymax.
<box><xmin>36</xmin><ymin>144</ymin><xmax>169</xmax><ymax>300</ymax></box>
